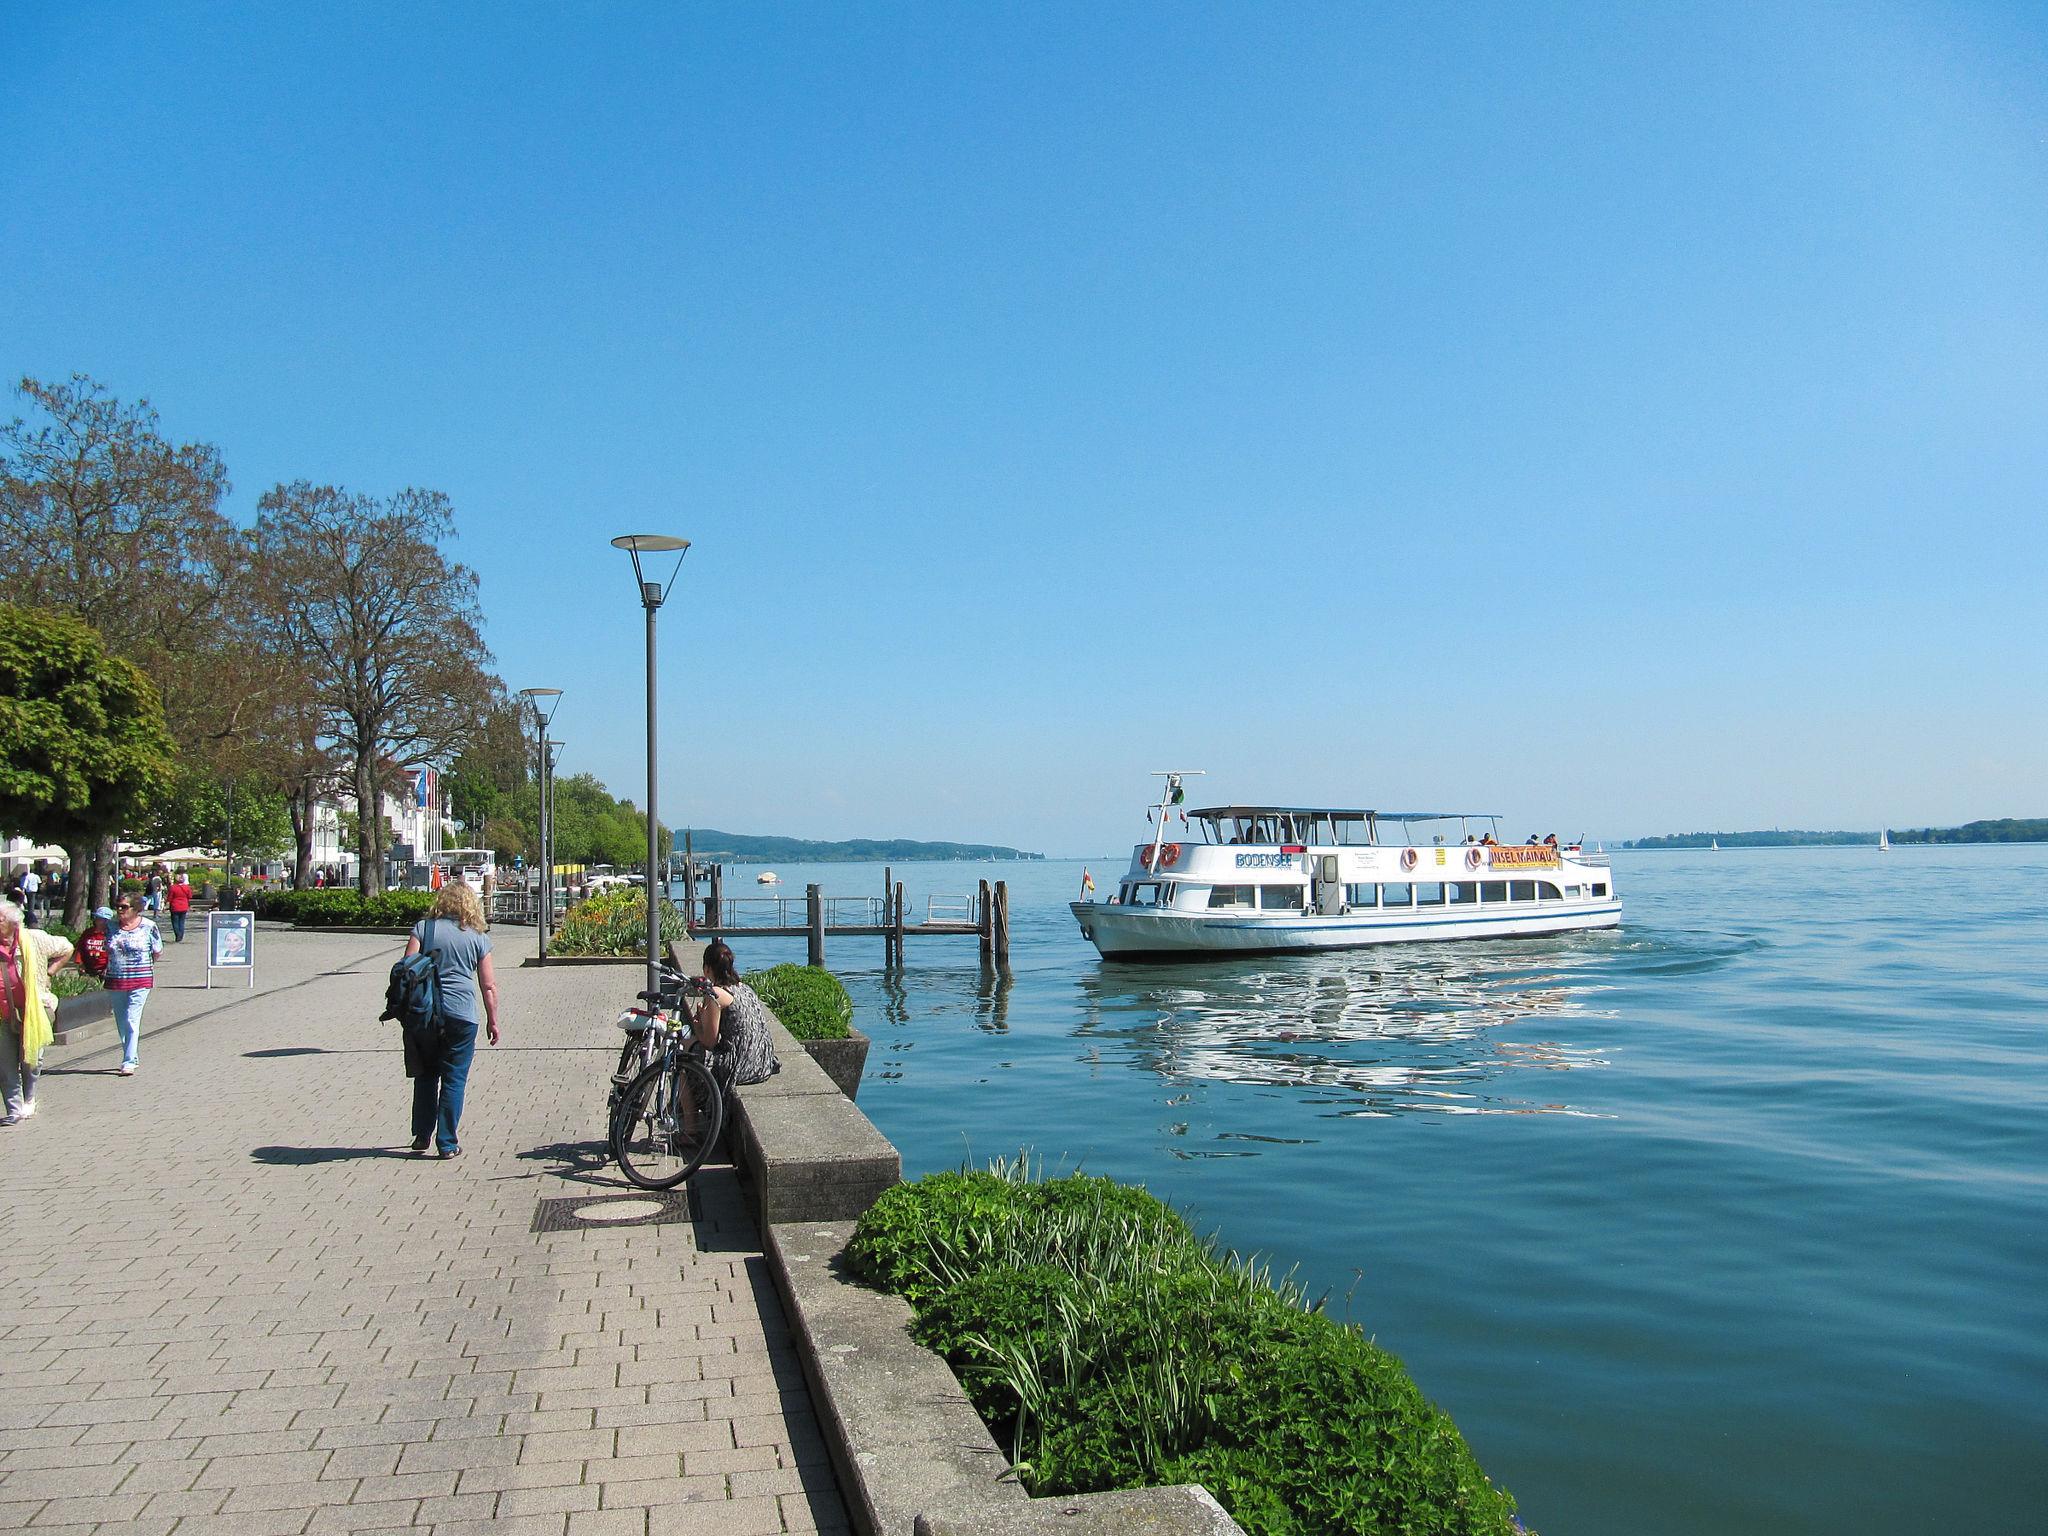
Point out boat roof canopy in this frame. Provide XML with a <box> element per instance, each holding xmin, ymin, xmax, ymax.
<box><xmin>1189</xmin><ymin>807</ymin><xmax>1499</xmax><ymax>822</ymax></box>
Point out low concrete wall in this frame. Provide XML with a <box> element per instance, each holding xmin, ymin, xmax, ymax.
<box><xmin>52</xmin><ymin>989</ymin><xmax>117</xmax><ymax>1047</ymax></box>
<box><xmin>728</xmin><ymin>1017</ymin><xmax>1246</xmax><ymax>1536</ymax></box>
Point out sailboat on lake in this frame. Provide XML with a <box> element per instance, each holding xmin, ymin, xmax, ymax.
<box><xmin>1879</xmin><ymin>828</ymin><xmax>1891</xmax><ymax>852</ymax></box>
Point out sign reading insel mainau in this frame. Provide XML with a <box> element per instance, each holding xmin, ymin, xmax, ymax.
<box><xmin>1488</xmin><ymin>845</ymin><xmax>1562</xmax><ymax>869</ymax></box>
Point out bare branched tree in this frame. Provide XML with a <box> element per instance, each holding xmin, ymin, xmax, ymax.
<box><xmin>253</xmin><ymin>482</ymin><xmax>496</xmax><ymax>895</ymax></box>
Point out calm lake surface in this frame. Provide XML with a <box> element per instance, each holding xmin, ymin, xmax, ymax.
<box><xmin>694</xmin><ymin>846</ymin><xmax>2048</xmax><ymax>1534</ymax></box>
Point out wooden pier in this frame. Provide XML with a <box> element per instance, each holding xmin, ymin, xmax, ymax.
<box><xmin>680</xmin><ymin>855</ymin><xmax>1011</xmax><ymax>968</ymax></box>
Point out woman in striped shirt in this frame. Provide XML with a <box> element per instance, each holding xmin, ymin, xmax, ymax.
<box><xmin>105</xmin><ymin>896</ymin><xmax>163</xmax><ymax>1076</ymax></box>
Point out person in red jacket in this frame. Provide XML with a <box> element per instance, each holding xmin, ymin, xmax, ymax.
<box><xmin>166</xmin><ymin>871</ymin><xmax>193</xmax><ymax>943</ymax></box>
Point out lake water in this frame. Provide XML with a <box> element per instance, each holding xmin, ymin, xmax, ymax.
<box><xmin>691</xmin><ymin>846</ymin><xmax>2048</xmax><ymax>1534</ymax></box>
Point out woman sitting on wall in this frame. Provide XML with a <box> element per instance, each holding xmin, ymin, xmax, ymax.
<box><xmin>689</xmin><ymin>939</ymin><xmax>779</xmax><ymax>1089</ymax></box>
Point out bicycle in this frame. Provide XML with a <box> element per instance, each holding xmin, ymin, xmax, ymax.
<box><xmin>608</xmin><ymin>973</ymin><xmax>725</xmax><ymax>1190</ymax></box>
<box><xmin>607</xmin><ymin>964</ymin><xmax>688</xmax><ymax>1141</ymax></box>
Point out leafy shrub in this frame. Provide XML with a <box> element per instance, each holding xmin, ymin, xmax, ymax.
<box><xmin>553</xmin><ymin>887</ymin><xmax>685</xmax><ymax>956</ymax></box>
<box><xmin>743</xmin><ymin>964</ymin><xmax>852</xmax><ymax>1039</ymax></box>
<box><xmin>50</xmin><ymin>966</ymin><xmax>103</xmax><ymax>999</ymax></box>
<box><xmin>847</xmin><ymin>1161</ymin><xmax>1523</xmax><ymax>1536</ymax></box>
<box><xmin>249</xmin><ymin>888</ymin><xmax>434</xmax><ymax>928</ymax></box>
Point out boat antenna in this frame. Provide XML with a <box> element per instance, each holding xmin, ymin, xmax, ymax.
<box><xmin>1145</xmin><ymin>770</ymin><xmax>1205</xmax><ymax>872</ymax></box>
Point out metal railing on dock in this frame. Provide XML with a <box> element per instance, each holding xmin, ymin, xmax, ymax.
<box><xmin>677</xmin><ymin>849</ymin><xmax>1011</xmax><ymax>969</ymax></box>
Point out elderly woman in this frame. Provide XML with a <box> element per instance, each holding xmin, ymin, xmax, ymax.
<box><xmin>105</xmin><ymin>894</ymin><xmax>164</xmax><ymax>1076</ymax></box>
<box><xmin>1</xmin><ymin>897</ymin><xmax>74</xmax><ymax>1126</ymax></box>
<box><xmin>401</xmin><ymin>880</ymin><xmax>500</xmax><ymax>1159</ymax></box>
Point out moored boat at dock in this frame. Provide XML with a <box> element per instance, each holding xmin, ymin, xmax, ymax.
<box><xmin>1071</xmin><ymin>774</ymin><xmax>1621</xmax><ymax>959</ymax></box>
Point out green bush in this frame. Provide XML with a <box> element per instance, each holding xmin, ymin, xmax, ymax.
<box><xmin>50</xmin><ymin>966</ymin><xmax>103</xmax><ymax>999</ymax></box>
<box><xmin>846</xmin><ymin>1162</ymin><xmax>1523</xmax><ymax>1536</ymax></box>
<box><xmin>742</xmin><ymin>964</ymin><xmax>852</xmax><ymax>1039</ymax></box>
<box><xmin>553</xmin><ymin>887</ymin><xmax>685</xmax><ymax>956</ymax></box>
<box><xmin>249</xmin><ymin>888</ymin><xmax>434</xmax><ymax>928</ymax></box>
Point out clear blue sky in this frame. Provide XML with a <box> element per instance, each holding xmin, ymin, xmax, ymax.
<box><xmin>6</xmin><ymin>3</ymin><xmax>2044</xmax><ymax>853</ymax></box>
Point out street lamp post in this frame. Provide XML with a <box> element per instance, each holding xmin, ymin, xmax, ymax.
<box><xmin>516</xmin><ymin>687</ymin><xmax>563</xmax><ymax>964</ymax></box>
<box><xmin>611</xmin><ymin>534</ymin><xmax>689</xmax><ymax>1004</ymax></box>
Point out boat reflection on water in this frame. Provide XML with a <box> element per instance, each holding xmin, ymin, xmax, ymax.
<box><xmin>1071</xmin><ymin>936</ymin><xmax>1618</xmax><ymax>1122</ymax></box>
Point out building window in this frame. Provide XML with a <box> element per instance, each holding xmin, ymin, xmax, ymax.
<box><xmin>1259</xmin><ymin>885</ymin><xmax>1305</xmax><ymax>910</ymax></box>
<box><xmin>1380</xmin><ymin>882</ymin><xmax>1414</xmax><ymax>908</ymax></box>
<box><xmin>1208</xmin><ymin>885</ymin><xmax>1255</xmax><ymax>909</ymax></box>
<box><xmin>1414</xmin><ymin>882</ymin><xmax>1446</xmax><ymax>906</ymax></box>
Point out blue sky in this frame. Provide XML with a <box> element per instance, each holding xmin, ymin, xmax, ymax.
<box><xmin>5</xmin><ymin>3</ymin><xmax>2045</xmax><ymax>853</ymax></box>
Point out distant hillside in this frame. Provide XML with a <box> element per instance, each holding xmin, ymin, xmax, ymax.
<box><xmin>681</xmin><ymin>829</ymin><xmax>1043</xmax><ymax>862</ymax></box>
<box><xmin>1625</xmin><ymin>818</ymin><xmax>2047</xmax><ymax>849</ymax></box>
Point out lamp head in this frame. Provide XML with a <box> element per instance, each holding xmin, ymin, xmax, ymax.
<box><xmin>612</xmin><ymin>533</ymin><xmax>690</xmax><ymax>608</ymax></box>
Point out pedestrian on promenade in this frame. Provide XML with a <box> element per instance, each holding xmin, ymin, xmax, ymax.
<box><xmin>690</xmin><ymin>939</ymin><xmax>780</xmax><ymax>1089</ymax></box>
<box><xmin>166</xmin><ymin>871</ymin><xmax>193</xmax><ymax>942</ymax></box>
<box><xmin>105</xmin><ymin>895</ymin><xmax>163</xmax><ymax>1076</ymax></box>
<box><xmin>402</xmin><ymin>881</ymin><xmax>499</xmax><ymax>1159</ymax></box>
<box><xmin>1</xmin><ymin>897</ymin><xmax>74</xmax><ymax>1125</ymax></box>
<box><xmin>20</xmin><ymin>865</ymin><xmax>41</xmax><ymax>917</ymax></box>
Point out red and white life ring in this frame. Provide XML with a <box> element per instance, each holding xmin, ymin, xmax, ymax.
<box><xmin>1466</xmin><ymin>847</ymin><xmax>1485</xmax><ymax>870</ymax></box>
<box><xmin>1158</xmin><ymin>843</ymin><xmax>1182</xmax><ymax>869</ymax></box>
<box><xmin>1138</xmin><ymin>846</ymin><xmax>1155</xmax><ymax>869</ymax></box>
<box><xmin>1400</xmin><ymin>848</ymin><xmax>1418</xmax><ymax>872</ymax></box>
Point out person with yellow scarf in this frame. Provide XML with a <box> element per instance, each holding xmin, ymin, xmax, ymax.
<box><xmin>1</xmin><ymin>896</ymin><xmax>75</xmax><ymax>1125</ymax></box>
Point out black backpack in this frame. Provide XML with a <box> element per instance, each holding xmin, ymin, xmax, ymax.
<box><xmin>382</xmin><ymin>918</ymin><xmax>446</xmax><ymax>1036</ymax></box>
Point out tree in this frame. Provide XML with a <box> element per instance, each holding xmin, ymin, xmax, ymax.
<box><xmin>443</xmin><ymin>695</ymin><xmax>528</xmax><ymax>850</ymax></box>
<box><xmin>127</xmin><ymin>764</ymin><xmax>293</xmax><ymax>863</ymax></box>
<box><xmin>0</xmin><ymin>604</ymin><xmax>177</xmax><ymax>902</ymax></box>
<box><xmin>252</xmin><ymin>482</ymin><xmax>496</xmax><ymax>895</ymax></box>
<box><xmin>0</xmin><ymin>374</ymin><xmax>269</xmax><ymax>916</ymax></box>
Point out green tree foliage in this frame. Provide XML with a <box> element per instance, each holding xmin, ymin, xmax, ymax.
<box><xmin>506</xmin><ymin>771</ymin><xmax>669</xmax><ymax>869</ymax></box>
<box><xmin>127</xmin><ymin>763</ymin><xmax>293</xmax><ymax>860</ymax></box>
<box><xmin>0</xmin><ymin>604</ymin><xmax>176</xmax><ymax>849</ymax></box>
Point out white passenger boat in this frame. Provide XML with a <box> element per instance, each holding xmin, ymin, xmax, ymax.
<box><xmin>1071</xmin><ymin>774</ymin><xmax>1621</xmax><ymax>959</ymax></box>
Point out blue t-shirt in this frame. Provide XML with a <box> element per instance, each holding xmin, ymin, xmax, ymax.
<box><xmin>410</xmin><ymin>919</ymin><xmax>491</xmax><ymax>1025</ymax></box>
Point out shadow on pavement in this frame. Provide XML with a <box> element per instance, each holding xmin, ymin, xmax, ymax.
<box><xmin>250</xmin><ymin>1145</ymin><xmax>413</xmax><ymax>1164</ymax></box>
<box><xmin>244</xmin><ymin>1047</ymin><xmax>332</xmax><ymax>1057</ymax></box>
<box><xmin>517</xmin><ymin>1138</ymin><xmax>635</xmax><ymax>1191</ymax></box>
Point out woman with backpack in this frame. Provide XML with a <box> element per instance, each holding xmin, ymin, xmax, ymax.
<box><xmin>401</xmin><ymin>881</ymin><xmax>500</xmax><ymax>1159</ymax></box>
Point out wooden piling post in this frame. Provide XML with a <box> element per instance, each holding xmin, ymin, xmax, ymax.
<box><xmin>993</xmin><ymin>880</ymin><xmax>1011</xmax><ymax>969</ymax></box>
<box><xmin>978</xmin><ymin>878</ymin><xmax>993</xmax><ymax>961</ymax></box>
<box><xmin>683</xmin><ymin>832</ymin><xmax>695</xmax><ymax>926</ymax></box>
<box><xmin>894</xmin><ymin>881</ymin><xmax>906</xmax><ymax>967</ymax></box>
<box><xmin>708</xmin><ymin>864</ymin><xmax>723</xmax><ymax>931</ymax></box>
<box><xmin>806</xmin><ymin>883</ymin><xmax>825</xmax><ymax>967</ymax></box>
<box><xmin>883</xmin><ymin>867</ymin><xmax>894</xmax><ymax>966</ymax></box>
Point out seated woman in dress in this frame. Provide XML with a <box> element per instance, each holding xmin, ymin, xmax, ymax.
<box><xmin>689</xmin><ymin>940</ymin><xmax>780</xmax><ymax>1088</ymax></box>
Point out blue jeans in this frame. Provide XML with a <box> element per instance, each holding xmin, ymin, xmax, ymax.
<box><xmin>170</xmin><ymin>910</ymin><xmax>186</xmax><ymax>942</ymax></box>
<box><xmin>411</xmin><ymin>1019</ymin><xmax>479</xmax><ymax>1154</ymax></box>
<box><xmin>112</xmin><ymin>988</ymin><xmax>150</xmax><ymax>1066</ymax></box>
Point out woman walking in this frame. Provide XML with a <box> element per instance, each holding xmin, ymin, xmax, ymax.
<box><xmin>105</xmin><ymin>895</ymin><xmax>163</xmax><ymax>1076</ymax></box>
<box><xmin>402</xmin><ymin>881</ymin><xmax>499</xmax><ymax>1159</ymax></box>
<box><xmin>1</xmin><ymin>898</ymin><xmax>74</xmax><ymax>1124</ymax></box>
<box><xmin>166</xmin><ymin>871</ymin><xmax>193</xmax><ymax>942</ymax></box>
<box><xmin>689</xmin><ymin>940</ymin><xmax>780</xmax><ymax>1089</ymax></box>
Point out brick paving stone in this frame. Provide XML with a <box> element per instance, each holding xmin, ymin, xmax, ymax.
<box><xmin>0</xmin><ymin>932</ymin><xmax>844</xmax><ymax>1536</ymax></box>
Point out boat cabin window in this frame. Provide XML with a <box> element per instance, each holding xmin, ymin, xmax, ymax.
<box><xmin>1537</xmin><ymin>881</ymin><xmax>1563</xmax><ymax>901</ymax></box>
<box><xmin>1447</xmin><ymin>882</ymin><xmax>1477</xmax><ymax>905</ymax></box>
<box><xmin>1258</xmin><ymin>885</ymin><xmax>1305</xmax><ymax>910</ymax></box>
<box><xmin>1207</xmin><ymin>884</ymin><xmax>1255</xmax><ymax>909</ymax></box>
<box><xmin>1565</xmin><ymin>885</ymin><xmax>1583</xmax><ymax>898</ymax></box>
<box><xmin>1592</xmin><ymin>882</ymin><xmax>1609</xmax><ymax>898</ymax></box>
<box><xmin>1380</xmin><ymin>883</ymin><xmax>1414</xmax><ymax>908</ymax></box>
<box><xmin>1344</xmin><ymin>883</ymin><xmax>1374</xmax><ymax>908</ymax></box>
<box><xmin>1124</xmin><ymin>882</ymin><xmax>1164</xmax><ymax>907</ymax></box>
<box><xmin>1415</xmin><ymin>882</ymin><xmax>1446</xmax><ymax>906</ymax></box>
<box><xmin>1510</xmin><ymin>880</ymin><xmax>1537</xmax><ymax>902</ymax></box>
<box><xmin>1480</xmin><ymin>880</ymin><xmax>1508</xmax><ymax>902</ymax></box>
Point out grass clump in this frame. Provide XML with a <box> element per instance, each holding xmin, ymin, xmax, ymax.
<box><xmin>846</xmin><ymin>1159</ymin><xmax>1523</xmax><ymax>1536</ymax></box>
<box><xmin>742</xmin><ymin>963</ymin><xmax>853</xmax><ymax>1039</ymax></box>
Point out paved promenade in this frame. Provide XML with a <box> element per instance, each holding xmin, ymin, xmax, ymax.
<box><xmin>0</xmin><ymin>927</ymin><xmax>845</xmax><ymax>1536</ymax></box>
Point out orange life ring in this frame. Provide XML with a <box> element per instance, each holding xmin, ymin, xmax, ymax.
<box><xmin>1138</xmin><ymin>846</ymin><xmax>1155</xmax><ymax>869</ymax></box>
<box><xmin>1400</xmin><ymin>848</ymin><xmax>1418</xmax><ymax>872</ymax></box>
<box><xmin>1466</xmin><ymin>847</ymin><xmax>1485</xmax><ymax>870</ymax></box>
<box><xmin>1159</xmin><ymin>843</ymin><xmax>1182</xmax><ymax>869</ymax></box>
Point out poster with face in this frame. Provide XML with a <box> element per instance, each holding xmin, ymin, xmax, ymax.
<box><xmin>210</xmin><ymin>911</ymin><xmax>255</xmax><ymax>968</ymax></box>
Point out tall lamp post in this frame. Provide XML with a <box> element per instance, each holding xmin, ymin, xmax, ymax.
<box><xmin>611</xmin><ymin>534</ymin><xmax>689</xmax><ymax>1004</ymax></box>
<box><xmin>516</xmin><ymin>687</ymin><xmax>563</xmax><ymax>964</ymax></box>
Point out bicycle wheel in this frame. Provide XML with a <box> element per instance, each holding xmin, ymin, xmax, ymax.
<box><xmin>611</xmin><ymin>1055</ymin><xmax>723</xmax><ymax>1190</ymax></box>
<box><xmin>607</xmin><ymin>1031</ymin><xmax>658</xmax><ymax>1139</ymax></box>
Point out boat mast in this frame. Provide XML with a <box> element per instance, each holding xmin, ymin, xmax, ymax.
<box><xmin>1145</xmin><ymin>770</ymin><xmax>1203</xmax><ymax>872</ymax></box>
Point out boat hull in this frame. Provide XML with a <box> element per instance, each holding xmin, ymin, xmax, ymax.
<box><xmin>1070</xmin><ymin>900</ymin><xmax>1622</xmax><ymax>959</ymax></box>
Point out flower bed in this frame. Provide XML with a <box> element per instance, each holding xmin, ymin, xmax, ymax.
<box><xmin>551</xmin><ymin>887</ymin><xmax>686</xmax><ymax>956</ymax></box>
<box><xmin>846</xmin><ymin>1161</ymin><xmax>1524</xmax><ymax>1536</ymax></box>
<box><xmin>743</xmin><ymin>964</ymin><xmax>852</xmax><ymax>1040</ymax></box>
<box><xmin>251</xmin><ymin>889</ymin><xmax>437</xmax><ymax>928</ymax></box>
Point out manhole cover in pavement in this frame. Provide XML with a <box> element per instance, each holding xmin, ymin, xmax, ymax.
<box><xmin>532</xmin><ymin>1188</ymin><xmax>698</xmax><ymax>1232</ymax></box>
